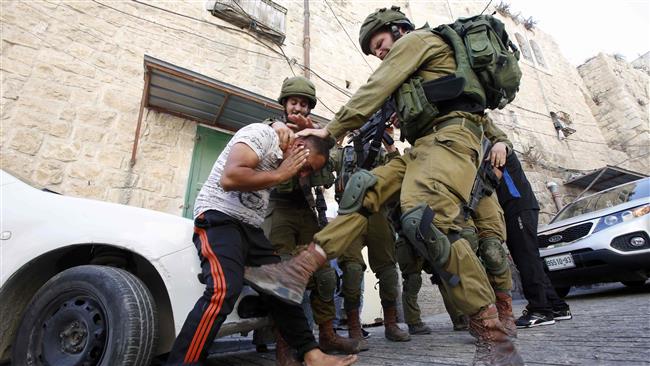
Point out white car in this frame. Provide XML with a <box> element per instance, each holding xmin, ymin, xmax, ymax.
<box><xmin>538</xmin><ymin>177</ymin><xmax>650</xmax><ymax>297</ymax></box>
<box><xmin>0</xmin><ymin>170</ymin><xmax>269</xmax><ymax>365</ymax></box>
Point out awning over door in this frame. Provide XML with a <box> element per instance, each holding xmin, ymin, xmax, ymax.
<box><xmin>565</xmin><ymin>165</ymin><xmax>648</xmax><ymax>194</ymax></box>
<box><xmin>131</xmin><ymin>55</ymin><xmax>328</xmax><ymax>164</ymax></box>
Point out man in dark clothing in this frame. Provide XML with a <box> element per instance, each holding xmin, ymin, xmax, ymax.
<box><xmin>495</xmin><ymin>152</ymin><xmax>572</xmax><ymax>328</ymax></box>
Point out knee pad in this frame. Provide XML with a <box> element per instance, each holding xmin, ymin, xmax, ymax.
<box><xmin>313</xmin><ymin>267</ymin><xmax>337</xmax><ymax>302</ymax></box>
<box><xmin>376</xmin><ymin>265</ymin><xmax>399</xmax><ymax>302</ymax></box>
<box><xmin>402</xmin><ymin>273</ymin><xmax>422</xmax><ymax>296</ymax></box>
<box><xmin>479</xmin><ymin>237</ymin><xmax>509</xmax><ymax>275</ymax></box>
<box><xmin>460</xmin><ymin>226</ymin><xmax>479</xmax><ymax>253</ymax></box>
<box><xmin>400</xmin><ymin>204</ymin><xmax>451</xmax><ymax>268</ymax></box>
<box><xmin>337</xmin><ymin>170</ymin><xmax>377</xmax><ymax>215</ymax></box>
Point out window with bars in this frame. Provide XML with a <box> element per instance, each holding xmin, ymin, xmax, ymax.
<box><xmin>530</xmin><ymin>40</ymin><xmax>547</xmax><ymax>68</ymax></box>
<box><xmin>205</xmin><ymin>0</ymin><xmax>287</xmax><ymax>44</ymax></box>
<box><xmin>515</xmin><ymin>33</ymin><xmax>534</xmax><ymax>62</ymax></box>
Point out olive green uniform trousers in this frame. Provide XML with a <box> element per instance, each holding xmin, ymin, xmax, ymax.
<box><xmin>263</xmin><ymin>202</ymin><xmax>336</xmax><ymax>324</ymax></box>
<box><xmin>338</xmin><ymin>210</ymin><xmax>399</xmax><ymax>311</ymax></box>
<box><xmin>315</xmin><ymin>114</ymin><xmax>495</xmax><ymax>316</ymax></box>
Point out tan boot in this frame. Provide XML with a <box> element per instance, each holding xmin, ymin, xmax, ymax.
<box><xmin>495</xmin><ymin>291</ymin><xmax>517</xmax><ymax>338</ymax></box>
<box><xmin>469</xmin><ymin>304</ymin><xmax>524</xmax><ymax>366</ymax></box>
<box><xmin>275</xmin><ymin>329</ymin><xmax>301</xmax><ymax>366</ymax></box>
<box><xmin>383</xmin><ymin>306</ymin><xmax>410</xmax><ymax>342</ymax></box>
<box><xmin>245</xmin><ymin>243</ymin><xmax>326</xmax><ymax>305</ymax></box>
<box><xmin>318</xmin><ymin>320</ymin><xmax>362</xmax><ymax>354</ymax></box>
<box><xmin>346</xmin><ymin>309</ymin><xmax>369</xmax><ymax>351</ymax></box>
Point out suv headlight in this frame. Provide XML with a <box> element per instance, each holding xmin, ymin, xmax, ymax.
<box><xmin>593</xmin><ymin>204</ymin><xmax>650</xmax><ymax>234</ymax></box>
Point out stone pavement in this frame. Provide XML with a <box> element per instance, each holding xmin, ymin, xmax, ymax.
<box><xmin>207</xmin><ymin>283</ymin><xmax>650</xmax><ymax>365</ymax></box>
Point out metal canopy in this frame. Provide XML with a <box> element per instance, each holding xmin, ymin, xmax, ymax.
<box><xmin>130</xmin><ymin>55</ymin><xmax>328</xmax><ymax>165</ymax></box>
<box><xmin>565</xmin><ymin>165</ymin><xmax>648</xmax><ymax>193</ymax></box>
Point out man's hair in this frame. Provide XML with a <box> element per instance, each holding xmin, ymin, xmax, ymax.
<box><xmin>301</xmin><ymin>135</ymin><xmax>335</xmax><ymax>157</ymax></box>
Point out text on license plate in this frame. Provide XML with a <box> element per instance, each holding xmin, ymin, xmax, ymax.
<box><xmin>545</xmin><ymin>253</ymin><xmax>576</xmax><ymax>271</ymax></box>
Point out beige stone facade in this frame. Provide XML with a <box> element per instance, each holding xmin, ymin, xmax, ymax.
<box><xmin>2</xmin><ymin>0</ymin><xmax>648</xmax><ymax>325</ymax></box>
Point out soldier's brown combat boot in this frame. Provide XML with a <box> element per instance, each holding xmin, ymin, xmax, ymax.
<box><xmin>346</xmin><ymin>309</ymin><xmax>369</xmax><ymax>351</ymax></box>
<box><xmin>318</xmin><ymin>319</ymin><xmax>362</xmax><ymax>354</ymax></box>
<box><xmin>245</xmin><ymin>243</ymin><xmax>327</xmax><ymax>305</ymax></box>
<box><xmin>495</xmin><ymin>291</ymin><xmax>517</xmax><ymax>338</ymax></box>
<box><xmin>275</xmin><ymin>329</ymin><xmax>301</xmax><ymax>366</ymax></box>
<box><xmin>469</xmin><ymin>304</ymin><xmax>524</xmax><ymax>366</ymax></box>
<box><xmin>383</xmin><ymin>306</ymin><xmax>410</xmax><ymax>342</ymax></box>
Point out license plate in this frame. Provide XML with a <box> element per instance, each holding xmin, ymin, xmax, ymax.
<box><xmin>545</xmin><ymin>253</ymin><xmax>576</xmax><ymax>271</ymax></box>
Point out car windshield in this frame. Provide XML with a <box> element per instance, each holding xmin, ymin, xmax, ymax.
<box><xmin>552</xmin><ymin>178</ymin><xmax>650</xmax><ymax>222</ymax></box>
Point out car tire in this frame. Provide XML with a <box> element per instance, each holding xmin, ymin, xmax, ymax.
<box><xmin>12</xmin><ymin>265</ymin><xmax>157</xmax><ymax>366</ymax></box>
<box><xmin>621</xmin><ymin>280</ymin><xmax>647</xmax><ymax>287</ymax></box>
<box><xmin>554</xmin><ymin>286</ymin><xmax>571</xmax><ymax>298</ymax></box>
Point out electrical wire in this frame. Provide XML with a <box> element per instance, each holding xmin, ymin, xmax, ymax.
<box><xmin>121</xmin><ymin>0</ymin><xmax>353</xmax><ymax>100</ymax></box>
<box><xmin>323</xmin><ymin>0</ymin><xmax>374</xmax><ymax>73</ymax></box>
<box><xmin>90</xmin><ymin>0</ymin><xmax>286</xmax><ymax>61</ymax></box>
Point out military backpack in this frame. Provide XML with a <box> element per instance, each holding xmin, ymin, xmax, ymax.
<box><xmin>434</xmin><ymin>14</ymin><xmax>522</xmax><ymax>110</ymax></box>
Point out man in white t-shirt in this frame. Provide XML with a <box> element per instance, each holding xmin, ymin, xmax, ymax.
<box><xmin>166</xmin><ymin>123</ymin><xmax>356</xmax><ymax>366</ymax></box>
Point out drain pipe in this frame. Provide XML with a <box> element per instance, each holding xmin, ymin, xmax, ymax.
<box><xmin>303</xmin><ymin>0</ymin><xmax>310</xmax><ymax>79</ymax></box>
<box><xmin>546</xmin><ymin>182</ymin><xmax>563</xmax><ymax>212</ymax></box>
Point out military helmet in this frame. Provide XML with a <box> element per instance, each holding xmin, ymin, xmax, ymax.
<box><xmin>278</xmin><ymin>76</ymin><xmax>317</xmax><ymax>109</ymax></box>
<box><xmin>359</xmin><ymin>6</ymin><xmax>414</xmax><ymax>55</ymax></box>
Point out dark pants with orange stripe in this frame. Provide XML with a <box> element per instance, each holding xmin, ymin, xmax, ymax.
<box><xmin>166</xmin><ymin>210</ymin><xmax>318</xmax><ymax>365</ymax></box>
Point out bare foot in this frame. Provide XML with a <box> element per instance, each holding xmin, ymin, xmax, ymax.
<box><xmin>303</xmin><ymin>348</ymin><xmax>357</xmax><ymax>366</ymax></box>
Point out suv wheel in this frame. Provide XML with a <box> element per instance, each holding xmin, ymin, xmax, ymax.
<box><xmin>12</xmin><ymin>265</ymin><xmax>157</xmax><ymax>366</ymax></box>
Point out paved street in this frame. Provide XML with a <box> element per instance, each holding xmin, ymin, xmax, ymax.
<box><xmin>207</xmin><ymin>283</ymin><xmax>650</xmax><ymax>365</ymax></box>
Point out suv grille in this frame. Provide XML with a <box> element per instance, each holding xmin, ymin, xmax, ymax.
<box><xmin>538</xmin><ymin>222</ymin><xmax>593</xmax><ymax>248</ymax></box>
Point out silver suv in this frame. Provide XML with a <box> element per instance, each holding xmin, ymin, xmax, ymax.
<box><xmin>538</xmin><ymin>177</ymin><xmax>650</xmax><ymax>297</ymax></box>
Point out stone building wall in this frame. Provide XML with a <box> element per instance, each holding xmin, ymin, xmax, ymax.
<box><xmin>578</xmin><ymin>53</ymin><xmax>650</xmax><ymax>172</ymax></box>
<box><xmin>2</xmin><ymin>0</ymin><xmax>647</xmax><ymax>321</ymax></box>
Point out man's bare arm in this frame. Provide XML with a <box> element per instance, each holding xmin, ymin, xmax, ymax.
<box><xmin>220</xmin><ymin>143</ymin><xmax>308</xmax><ymax>192</ymax></box>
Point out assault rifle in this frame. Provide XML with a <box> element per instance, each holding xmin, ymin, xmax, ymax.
<box><xmin>464</xmin><ymin>139</ymin><xmax>501</xmax><ymax>220</ymax></box>
<box><xmin>348</xmin><ymin>98</ymin><xmax>396</xmax><ymax>170</ymax></box>
<box><xmin>314</xmin><ymin>187</ymin><xmax>328</xmax><ymax>228</ymax></box>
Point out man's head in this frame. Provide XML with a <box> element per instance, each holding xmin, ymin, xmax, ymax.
<box><xmin>358</xmin><ymin>6</ymin><xmax>414</xmax><ymax>60</ymax></box>
<box><xmin>278</xmin><ymin>76</ymin><xmax>317</xmax><ymax>117</ymax></box>
<box><xmin>287</xmin><ymin>136</ymin><xmax>334</xmax><ymax>177</ymax></box>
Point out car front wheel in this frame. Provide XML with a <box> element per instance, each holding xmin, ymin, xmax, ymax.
<box><xmin>12</xmin><ymin>265</ymin><xmax>157</xmax><ymax>366</ymax></box>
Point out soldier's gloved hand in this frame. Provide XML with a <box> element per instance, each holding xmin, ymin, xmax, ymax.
<box><xmin>287</xmin><ymin>114</ymin><xmax>316</xmax><ymax>130</ymax></box>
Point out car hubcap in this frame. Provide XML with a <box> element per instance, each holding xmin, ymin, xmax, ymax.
<box><xmin>37</xmin><ymin>295</ymin><xmax>107</xmax><ymax>366</ymax></box>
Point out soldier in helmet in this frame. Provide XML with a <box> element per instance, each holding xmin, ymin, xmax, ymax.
<box><xmin>330</xmin><ymin>138</ymin><xmax>411</xmax><ymax>348</ymax></box>
<box><xmin>245</xmin><ymin>6</ymin><xmax>523</xmax><ymax>365</ymax></box>
<box><xmin>264</xmin><ymin>77</ymin><xmax>362</xmax><ymax>363</ymax></box>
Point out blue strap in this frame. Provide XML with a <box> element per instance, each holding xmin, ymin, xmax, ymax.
<box><xmin>503</xmin><ymin>169</ymin><xmax>521</xmax><ymax>198</ymax></box>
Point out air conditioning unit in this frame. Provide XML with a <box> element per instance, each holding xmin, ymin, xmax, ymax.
<box><xmin>205</xmin><ymin>0</ymin><xmax>287</xmax><ymax>44</ymax></box>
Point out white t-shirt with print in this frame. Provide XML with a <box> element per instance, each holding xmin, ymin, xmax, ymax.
<box><xmin>193</xmin><ymin>123</ymin><xmax>283</xmax><ymax>227</ymax></box>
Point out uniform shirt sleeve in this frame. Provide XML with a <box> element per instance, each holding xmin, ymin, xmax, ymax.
<box><xmin>483</xmin><ymin>116</ymin><xmax>513</xmax><ymax>152</ymax></box>
<box><xmin>326</xmin><ymin>31</ymin><xmax>448</xmax><ymax>140</ymax></box>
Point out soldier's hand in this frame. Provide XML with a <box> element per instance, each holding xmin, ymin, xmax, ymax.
<box><xmin>271</xmin><ymin>121</ymin><xmax>296</xmax><ymax>151</ymax></box>
<box><xmin>276</xmin><ymin>145</ymin><xmax>309</xmax><ymax>181</ymax></box>
<box><xmin>489</xmin><ymin>142</ymin><xmax>508</xmax><ymax>168</ymax></box>
<box><xmin>287</xmin><ymin>114</ymin><xmax>316</xmax><ymax>130</ymax></box>
<box><xmin>389</xmin><ymin>112</ymin><xmax>400</xmax><ymax>128</ymax></box>
<box><xmin>297</xmin><ymin>127</ymin><xmax>330</xmax><ymax>140</ymax></box>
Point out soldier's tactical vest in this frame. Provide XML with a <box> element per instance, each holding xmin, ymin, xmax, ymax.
<box><xmin>394</xmin><ymin>14</ymin><xmax>522</xmax><ymax>144</ymax></box>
